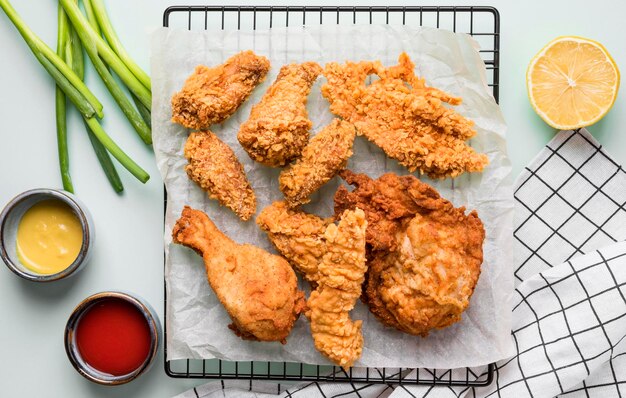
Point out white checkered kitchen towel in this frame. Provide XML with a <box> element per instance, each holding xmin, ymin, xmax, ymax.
<box><xmin>174</xmin><ymin>129</ymin><xmax>626</xmax><ymax>398</ymax></box>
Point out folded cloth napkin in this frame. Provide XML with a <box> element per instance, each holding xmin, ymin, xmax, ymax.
<box><xmin>174</xmin><ymin>129</ymin><xmax>626</xmax><ymax>398</ymax></box>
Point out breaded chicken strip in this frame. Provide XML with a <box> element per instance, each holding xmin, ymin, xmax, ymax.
<box><xmin>172</xmin><ymin>207</ymin><xmax>305</xmax><ymax>343</ymax></box>
<box><xmin>171</xmin><ymin>50</ymin><xmax>270</xmax><ymax>130</ymax></box>
<box><xmin>256</xmin><ymin>202</ymin><xmax>330</xmax><ymax>286</ymax></box>
<box><xmin>184</xmin><ymin>131</ymin><xmax>256</xmax><ymax>221</ymax></box>
<box><xmin>333</xmin><ymin>171</ymin><xmax>485</xmax><ymax>336</ymax></box>
<box><xmin>238</xmin><ymin>62</ymin><xmax>322</xmax><ymax>167</ymax></box>
<box><xmin>257</xmin><ymin>202</ymin><xmax>367</xmax><ymax>368</ymax></box>
<box><xmin>279</xmin><ymin>119</ymin><xmax>356</xmax><ymax>207</ymax></box>
<box><xmin>322</xmin><ymin>53</ymin><xmax>488</xmax><ymax>179</ymax></box>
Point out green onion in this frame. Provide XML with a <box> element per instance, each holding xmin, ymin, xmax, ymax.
<box><xmin>66</xmin><ymin>0</ymin><xmax>147</xmax><ymax>188</ymax></box>
<box><xmin>89</xmin><ymin>0</ymin><xmax>151</xmax><ymax>91</ymax></box>
<box><xmin>61</xmin><ymin>1</ymin><xmax>124</xmax><ymax>193</ymax></box>
<box><xmin>0</xmin><ymin>0</ymin><xmax>103</xmax><ymax>119</ymax></box>
<box><xmin>81</xmin><ymin>0</ymin><xmax>101</xmax><ymax>35</ymax></box>
<box><xmin>79</xmin><ymin>0</ymin><xmax>152</xmax><ymax>144</ymax></box>
<box><xmin>84</xmin><ymin>123</ymin><xmax>124</xmax><ymax>193</ymax></box>
<box><xmin>55</xmin><ymin>3</ymin><xmax>73</xmax><ymax>193</ymax></box>
<box><xmin>2</xmin><ymin>0</ymin><xmax>149</xmax><ymax>189</ymax></box>
<box><xmin>59</xmin><ymin>0</ymin><xmax>152</xmax><ymax>110</ymax></box>
<box><xmin>84</xmin><ymin>117</ymin><xmax>150</xmax><ymax>183</ymax></box>
<box><xmin>131</xmin><ymin>93</ymin><xmax>152</xmax><ymax>128</ymax></box>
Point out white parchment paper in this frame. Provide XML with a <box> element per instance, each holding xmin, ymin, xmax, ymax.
<box><xmin>151</xmin><ymin>24</ymin><xmax>514</xmax><ymax>369</ymax></box>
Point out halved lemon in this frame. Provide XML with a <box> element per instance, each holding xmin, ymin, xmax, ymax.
<box><xmin>527</xmin><ymin>36</ymin><xmax>620</xmax><ymax>130</ymax></box>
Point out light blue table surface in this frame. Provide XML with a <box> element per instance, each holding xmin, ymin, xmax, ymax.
<box><xmin>1</xmin><ymin>1</ymin><xmax>624</xmax><ymax>397</ymax></box>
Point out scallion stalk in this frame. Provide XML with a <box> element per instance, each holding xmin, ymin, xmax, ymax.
<box><xmin>0</xmin><ymin>0</ymin><xmax>103</xmax><ymax>119</ymax></box>
<box><xmin>55</xmin><ymin>3</ymin><xmax>74</xmax><ymax>193</ymax></box>
<box><xmin>88</xmin><ymin>0</ymin><xmax>151</xmax><ymax>90</ymax></box>
<box><xmin>59</xmin><ymin>0</ymin><xmax>151</xmax><ymax>110</ymax></box>
<box><xmin>79</xmin><ymin>0</ymin><xmax>152</xmax><ymax>144</ymax></box>
<box><xmin>84</xmin><ymin>123</ymin><xmax>124</xmax><ymax>193</ymax></box>
<box><xmin>84</xmin><ymin>117</ymin><xmax>150</xmax><ymax>183</ymax></box>
<box><xmin>62</xmin><ymin>2</ymin><xmax>124</xmax><ymax>193</ymax></box>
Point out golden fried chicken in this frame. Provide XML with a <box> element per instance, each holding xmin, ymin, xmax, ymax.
<box><xmin>334</xmin><ymin>170</ymin><xmax>439</xmax><ymax>251</ymax></box>
<box><xmin>172</xmin><ymin>206</ymin><xmax>305</xmax><ymax>343</ymax></box>
<box><xmin>333</xmin><ymin>171</ymin><xmax>485</xmax><ymax>336</ymax></box>
<box><xmin>171</xmin><ymin>50</ymin><xmax>270</xmax><ymax>130</ymax></box>
<box><xmin>238</xmin><ymin>62</ymin><xmax>322</xmax><ymax>167</ymax></box>
<box><xmin>373</xmin><ymin>205</ymin><xmax>485</xmax><ymax>336</ymax></box>
<box><xmin>257</xmin><ymin>202</ymin><xmax>367</xmax><ymax>368</ymax></box>
<box><xmin>184</xmin><ymin>131</ymin><xmax>256</xmax><ymax>221</ymax></box>
<box><xmin>322</xmin><ymin>53</ymin><xmax>488</xmax><ymax>179</ymax></box>
<box><xmin>279</xmin><ymin>119</ymin><xmax>356</xmax><ymax>207</ymax></box>
<box><xmin>256</xmin><ymin>201</ymin><xmax>330</xmax><ymax>286</ymax></box>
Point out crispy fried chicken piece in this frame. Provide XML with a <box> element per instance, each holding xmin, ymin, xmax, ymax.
<box><xmin>257</xmin><ymin>202</ymin><xmax>367</xmax><ymax>368</ymax></box>
<box><xmin>375</xmin><ymin>204</ymin><xmax>485</xmax><ymax>336</ymax></box>
<box><xmin>333</xmin><ymin>171</ymin><xmax>485</xmax><ymax>336</ymax></box>
<box><xmin>256</xmin><ymin>202</ymin><xmax>330</xmax><ymax>286</ymax></box>
<box><xmin>334</xmin><ymin>170</ymin><xmax>441</xmax><ymax>251</ymax></box>
<box><xmin>321</xmin><ymin>53</ymin><xmax>488</xmax><ymax>179</ymax></box>
<box><xmin>238</xmin><ymin>62</ymin><xmax>322</xmax><ymax>167</ymax></box>
<box><xmin>279</xmin><ymin>119</ymin><xmax>356</xmax><ymax>207</ymax></box>
<box><xmin>172</xmin><ymin>206</ymin><xmax>305</xmax><ymax>343</ymax></box>
<box><xmin>184</xmin><ymin>131</ymin><xmax>256</xmax><ymax>221</ymax></box>
<box><xmin>171</xmin><ymin>50</ymin><xmax>270</xmax><ymax>130</ymax></box>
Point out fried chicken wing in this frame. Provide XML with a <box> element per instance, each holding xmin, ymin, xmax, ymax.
<box><xmin>171</xmin><ymin>50</ymin><xmax>270</xmax><ymax>130</ymax></box>
<box><xmin>238</xmin><ymin>62</ymin><xmax>322</xmax><ymax>167</ymax></box>
<box><xmin>279</xmin><ymin>119</ymin><xmax>356</xmax><ymax>207</ymax></box>
<box><xmin>333</xmin><ymin>171</ymin><xmax>485</xmax><ymax>336</ymax></box>
<box><xmin>322</xmin><ymin>53</ymin><xmax>488</xmax><ymax>179</ymax></box>
<box><xmin>257</xmin><ymin>202</ymin><xmax>367</xmax><ymax>368</ymax></box>
<box><xmin>172</xmin><ymin>207</ymin><xmax>305</xmax><ymax>343</ymax></box>
<box><xmin>184</xmin><ymin>131</ymin><xmax>256</xmax><ymax>221</ymax></box>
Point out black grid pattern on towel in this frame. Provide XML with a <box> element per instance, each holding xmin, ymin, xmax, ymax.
<box><xmin>163</xmin><ymin>5</ymin><xmax>500</xmax><ymax>386</ymax></box>
<box><xmin>513</xmin><ymin>129</ymin><xmax>626</xmax><ymax>284</ymax></box>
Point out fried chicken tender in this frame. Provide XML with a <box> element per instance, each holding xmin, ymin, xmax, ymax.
<box><xmin>238</xmin><ymin>62</ymin><xmax>322</xmax><ymax>167</ymax></box>
<box><xmin>279</xmin><ymin>119</ymin><xmax>356</xmax><ymax>207</ymax></box>
<box><xmin>171</xmin><ymin>50</ymin><xmax>270</xmax><ymax>130</ymax></box>
<box><xmin>256</xmin><ymin>202</ymin><xmax>330</xmax><ymax>286</ymax></box>
<box><xmin>184</xmin><ymin>131</ymin><xmax>256</xmax><ymax>221</ymax></box>
<box><xmin>321</xmin><ymin>53</ymin><xmax>489</xmax><ymax>179</ymax></box>
<box><xmin>172</xmin><ymin>206</ymin><xmax>305</xmax><ymax>343</ymax></box>
<box><xmin>333</xmin><ymin>171</ymin><xmax>485</xmax><ymax>336</ymax></box>
<box><xmin>257</xmin><ymin>202</ymin><xmax>367</xmax><ymax>368</ymax></box>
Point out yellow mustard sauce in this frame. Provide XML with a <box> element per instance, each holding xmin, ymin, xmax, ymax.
<box><xmin>16</xmin><ymin>200</ymin><xmax>83</xmax><ymax>275</ymax></box>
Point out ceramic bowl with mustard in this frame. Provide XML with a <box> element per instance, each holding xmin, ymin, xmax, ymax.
<box><xmin>0</xmin><ymin>188</ymin><xmax>95</xmax><ymax>282</ymax></box>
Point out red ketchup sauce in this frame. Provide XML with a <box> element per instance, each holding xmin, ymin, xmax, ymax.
<box><xmin>75</xmin><ymin>298</ymin><xmax>151</xmax><ymax>376</ymax></box>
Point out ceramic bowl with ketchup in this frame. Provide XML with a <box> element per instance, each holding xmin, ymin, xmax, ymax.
<box><xmin>64</xmin><ymin>291</ymin><xmax>162</xmax><ymax>385</ymax></box>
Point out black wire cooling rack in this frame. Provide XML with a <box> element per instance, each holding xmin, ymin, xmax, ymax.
<box><xmin>163</xmin><ymin>5</ymin><xmax>500</xmax><ymax>387</ymax></box>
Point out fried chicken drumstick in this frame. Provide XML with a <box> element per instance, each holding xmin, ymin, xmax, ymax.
<box><xmin>334</xmin><ymin>170</ymin><xmax>485</xmax><ymax>336</ymax></box>
<box><xmin>172</xmin><ymin>206</ymin><xmax>305</xmax><ymax>343</ymax></box>
<box><xmin>238</xmin><ymin>62</ymin><xmax>322</xmax><ymax>167</ymax></box>
<box><xmin>279</xmin><ymin>119</ymin><xmax>356</xmax><ymax>207</ymax></box>
<box><xmin>322</xmin><ymin>53</ymin><xmax>488</xmax><ymax>179</ymax></box>
<box><xmin>257</xmin><ymin>202</ymin><xmax>367</xmax><ymax>368</ymax></box>
<box><xmin>184</xmin><ymin>131</ymin><xmax>256</xmax><ymax>221</ymax></box>
<box><xmin>171</xmin><ymin>50</ymin><xmax>270</xmax><ymax>130</ymax></box>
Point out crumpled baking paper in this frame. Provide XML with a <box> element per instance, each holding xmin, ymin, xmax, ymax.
<box><xmin>151</xmin><ymin>24</ymin><xmax>514</xmax><ymax>369</ymax></box>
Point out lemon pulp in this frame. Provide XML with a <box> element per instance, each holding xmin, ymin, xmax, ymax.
<box><xmin>527</xmin><ymin>36</ymin><xmax>620</xmax><ymax>130</ymax></box>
